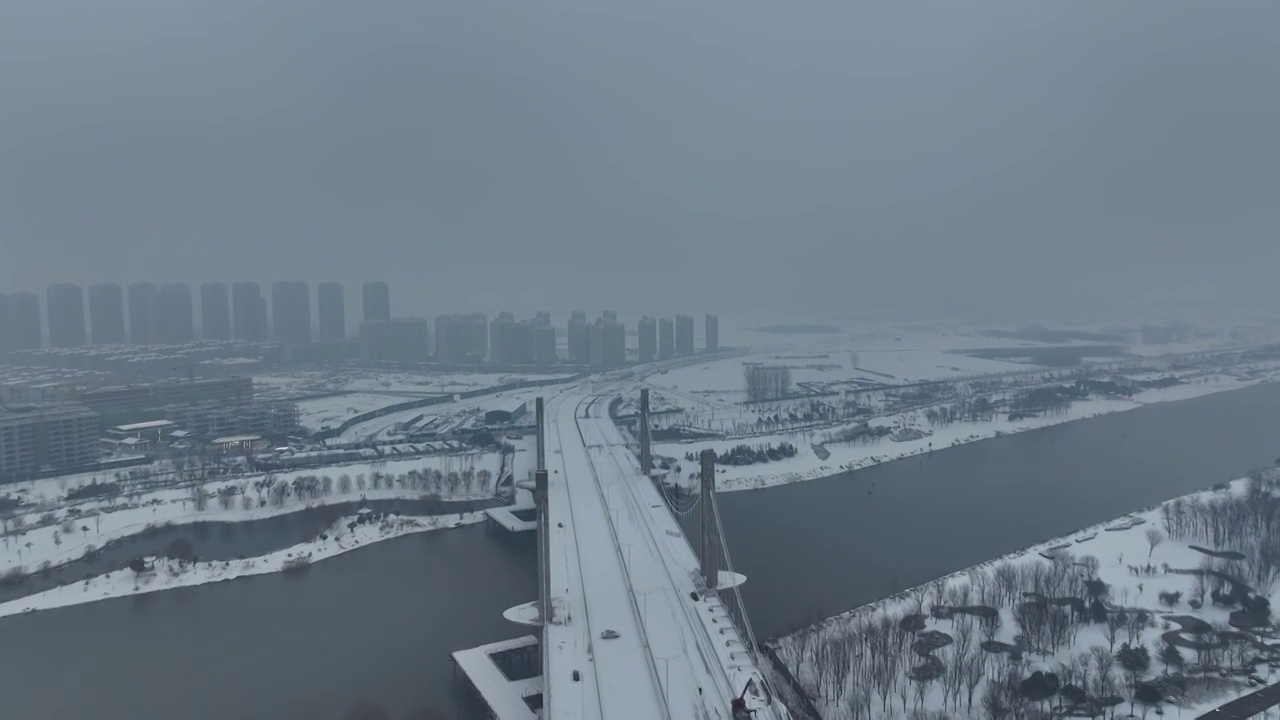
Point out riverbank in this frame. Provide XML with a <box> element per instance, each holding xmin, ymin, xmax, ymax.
<box><xmin>661</xmin><ymin>371</ymin><xmax>1278</xmax><ymax>492</ymax></box>
<box><xmin>0</xmin><ymin>510</ymin><xmax>486</xmax><ymax>619</ymax></box>
<box><xmin>1</xmin><ymin>450</ymin><xmax>504</xmax><ymax>577</ymax></box>
<box><xmin>772</xmin><ymin>473</ymin><xmax>1280</xmax><ymax>720</ymax></box>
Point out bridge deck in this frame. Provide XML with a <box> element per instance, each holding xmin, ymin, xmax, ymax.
<box><xmin>544</xmin><ymin>389</ymin><xmax>785</xmax><ymax>719</ymax></box>
<box><xmin>543</xmin><ymin>393</ymin><xmax>667</xmax><ymax>720</ymax></box>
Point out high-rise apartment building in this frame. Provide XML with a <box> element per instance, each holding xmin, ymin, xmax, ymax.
<box><xmin>435</xmin><ymin>313</ymin><xmax>487</xmax><ymax>365</ymax></box>
<box><xmin>0</xmin><ymin>294</ymin><xmax>9</xmax><ymax>354</ymax></box>
<box><xmin>658</xmin><ymin>317</ymin><xmax>674</xmax><ymax>360</ymax></box>
<box><xmin>638</xmin><ymin>316</ymin><xmax>657</xmax><ymax>363</ymax></box>
<box><xmin>675</xmin><ymin>314</ymin><xmax>695</xmax><ymax>357</ymax></box>
<box><xmin>232</xmin><ymin>282</ymin><xmax>268</xmax><ymax>342</ymax></box>
<box><xmin>128</xmin><ymin>282</ymin><xmax>158</xmax><ymax>344</ymax></box>
<box><xmin>705</xmin><ymin>314</ymin><xmax>719</xmax><ymax>352</ymax></box>
<box><xmin>318</xmin><ymin>282</ymin><xmax>346</xmax><ymax>341</ymax></box>
<box><xmin>567</xmin><ymin>311</ymin><xmax>590</xmax><ymax>364</ymax></box>
<box><xmin>359</xmin><ymin>318</ymin><xmax>430</xmax><ymax>363</ymax></box>
<box><xmin>0</xmin><ymin>294</ymin><xmax>10</xmax><ymax>354</ymax></box>
<box><xmin>588</xmin><ymin>319</ymin><xmax>626</xmax><ymax>370</ymax></box>
<box><xmin>46</xmin><ymin>284</ymin><xmax>86</xmax><ymax>348</ymax></box>
<box><xmin>88</xmin><ymin>283</ymin><xmax>126</xmax><ymax>345</ymax></box>
<box><xmin>489</xmin><ymin>312</ymin><xmax>514</xmax><ymax>365</ymax></box>
<box><xmin>490</xmin><ymin>315</ymin><xmax>541</xmax><ymax>365</ymax></box>
<box><xmin>200</xmin><ymin>283</ymin><xmax>232</xmax><ymax>341</ymax></box>
<box><xmin>362</xmin><ymin>281</ymin><xmax>391</xmax><ymax>323</ymax></box>
<box><xmin>3</xmin><ymin>293</ymin><xmax>42</xmax><ymax>351</ymax></box>
<box><xmin>156</xmin><ymin>283</ymin><xmax>194</xmax><ymax>344</ymax></box>
<box><xmin>602</xmin><ymin>310</ymin><xmax>618</xmax><ymax>324</ymax></box>
<box><xmin>534</xmin><ymin>325</ymin><xmax>557</xmax><ymax>366</ymax></box>
<box><xmin>271</xmin><ymin>281</ymin><xmax>311</xmax><ymax>344</ymax></box>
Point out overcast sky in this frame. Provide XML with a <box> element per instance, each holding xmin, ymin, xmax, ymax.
<box><xmin>2</xmin><ymin>1</ymin><xmax>1278</xmax><ymax>322</ymax></box>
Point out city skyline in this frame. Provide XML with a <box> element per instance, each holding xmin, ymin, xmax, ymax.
<box><xmin>4</xmin><ymin>280</ymin><xmax>724</xmax><ymax>359</ymax></box>
<box><xmin>0</xmin><ymin>280</ymin><xmax>420</xmax><ymax>348</ymax></box>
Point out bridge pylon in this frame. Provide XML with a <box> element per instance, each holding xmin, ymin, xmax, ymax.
<box><xmin>699</xmin><ymin>449</ymin><xmax>720</xmax><ymax>589</ymax></box>
<box><xmin>535</xmin><ymin>396</ymin><xmax>545</xmax><ymax>472</ymax></box>
<box><xmin>639</xmin><ymin>388</ymin><xmax>652</xmax><ymax>474</ymax></box>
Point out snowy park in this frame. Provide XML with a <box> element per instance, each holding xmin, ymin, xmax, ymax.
<box><xmin>773</xmin><ymin>473</ymin><xmax>1280</xmax><ymax>719</ymax></box>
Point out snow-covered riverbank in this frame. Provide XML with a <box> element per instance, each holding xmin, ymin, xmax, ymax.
<box><xmin>773</xmin><ymin>473</ymin><xmax>1280</xmax><ymax>719</ymax></box>
<box><xmin>1</xmin><ymin>451</ymin><xmax>503</xmax><ymax>576</ymax></box>
<box><xmin>659</xmin><ymin>372</ymin><xmax>1276</xmax><ymax>492</ymax></box>
<box><xmin>0</xmin><ymin>511</ymin><xmax>485</xmax><ymax>619</ymax></box>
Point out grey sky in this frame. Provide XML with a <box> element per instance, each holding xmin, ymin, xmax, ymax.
<box><xmin>2</xmin><ymin>1</ymin><xmax>1278</xmax><ymax>321</ymax></box>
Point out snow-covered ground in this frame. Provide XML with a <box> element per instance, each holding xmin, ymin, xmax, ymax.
<box><xmin>0</xmin><ymin>451</ymin><xmax>502</xmax><ymax>576</ymax></box>
<box><xmin>258</xmin><ymin>367</ymin><xmax>577</xmax><ymax>431</ymax></box>
<box><xmin>0</xmin><ymin>510</ymin><xmax>485</xmax><ymax>619</ymax></box>
<box><xmin>657</xmin><ymin>369</ymin><xmax>1280</xmax><ymax>493</ymax></box>
<box><xmin>257</xmin><ymin>368</ymin><xmax>574</xmax><ymax>399</ymax></box>
<box><xmin>295</xmin><ymin>392</ymin><xmax>429</xmax><ymax>430</ymax></box>
<box><xmin>774</xmin><ymin>474</ymin><xmax>1280</xmax><ymax>719</ymax></box>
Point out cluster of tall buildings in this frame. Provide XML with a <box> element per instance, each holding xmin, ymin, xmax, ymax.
<box><xmin>3</xmin><ymin>282</ymin><xmax>721</xmax><ymax>372</ymax></box>
<box><xmin>568</xmin><ymin>312</ymin><xmax>718</xmax><ymax>369</ymax></box>
<box><xmin>489</xmin><ymin>312</ymin><xmax>557</xmax><ymax>366</ymax></box>
<box><xmin>357</xmin><ymin>310</ymin><xmax>719</xmax><ymax>370</ymax></box>
<box><xmin>0</xmin><ymin>281</ymin><xmax>392</xmax><ymax>351</ymax></box>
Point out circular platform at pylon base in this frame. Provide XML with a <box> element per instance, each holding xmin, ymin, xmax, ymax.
<box><xmin>502</xmin><ymin>600</ymin><xmax>542</xmax><ymax>627</ymax></box>
<box><xmin>714</xmin><ymin>570</ymin><xmax>748</xmax><ymax>590</ymax></box>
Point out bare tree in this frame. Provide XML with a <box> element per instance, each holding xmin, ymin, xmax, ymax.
<box><xmin>1105</xmin><ymin>611</ymin><xmax>1124</xmax><ymax>652</ymax></box>
<box><xmin>1144</xmin><ymin>528</ymin><xmax>1164</xmax><ymax>557</ymax></box>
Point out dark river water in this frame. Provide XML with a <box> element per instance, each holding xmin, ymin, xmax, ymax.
<box><xmin>0</xmin><ymin>497</ymin><xmax>502</xmax><ymax>604</ymax></box>
<box><xmin>2</xmin><ymin>382</ymin><xmax>1279</xmax><ymax>720</ymax></box>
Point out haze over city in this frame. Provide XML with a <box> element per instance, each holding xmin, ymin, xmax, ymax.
<box><xmin>5</xmin><ymin>3</ymin><xmax>1280</xmax><ymax>720</ymax></box>
<box><xmin>4</xmin><ymin>1</ymin><xmax>1280</xmax><ymax>320</ymax></box>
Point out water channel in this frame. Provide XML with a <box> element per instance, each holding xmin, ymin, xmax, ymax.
<box><xmin>1</xmin><ymin>383</ymin><xmax>1278</xmax><ymax>719</ymax></box>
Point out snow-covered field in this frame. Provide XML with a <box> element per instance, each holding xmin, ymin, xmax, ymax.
<box><xmin>259</xmin><ymin>367</ymin><xmax>577</xmax><ymax>431</ymax></box>
<box><xmin>257</xmin><ymin>368</ymin><xmax>574</xmax><ymax>398</ymax></box>
<box><xmin>775</xmin><ymin>474</ymin><xmax>1280</xmax><ymax>719</ymax></box>
<box><xmin>656</xmin><ymin>370</ymin><xmax>1280</xmax><ymax>493</ymax></box>
<box><xmin>0</xmin><ymin>510</ymin><xmax>485</xmax><ymax>619</ymax></box>
<box><xmin>295</xmin><ymin>392</ymin><xmax>428</xmax><ymax>430</ymax></box>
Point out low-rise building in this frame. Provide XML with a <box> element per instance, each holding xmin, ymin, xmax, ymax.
<box><xmin>484</xmin><ymin>399</ymin><xmax>527</xmax><ymax>425</ymax></box>
<box><xmin>162</xmin><ymin>399</ymin><xmax>299</xmax><ymax>440</ymax></box>
<box><xmin>210</xmin><ymin>434</ymin><xmax>267</xmax><ymax>454</ymax></box>
<box><xmin>0</xmin><ymin>403</ymin><xmax>100</xmax><ymax>484</ymax></box>
<box><xmin>107</xmin><ymin>419</ymin><xmax>177</xmax><ymax>443</ymax></box>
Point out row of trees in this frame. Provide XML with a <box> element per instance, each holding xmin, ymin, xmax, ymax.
<box><xmin>744</xmin><ymin>365</ymin><xmax>793</xmax><ymax>402</ymax></box>
<box><xmin>186</xmin><ymin>467</ymin><xmax>495</xmax><ymax>511</ymax></box>
<box><xmin>684</xmin><ymin>442</ymin><xmax>798</xmax><ymax>467</ymax></box>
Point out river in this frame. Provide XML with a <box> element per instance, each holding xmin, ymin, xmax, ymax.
<box><xmin>1</xmin><ymin>382</ymin><xmax>1278</xmax><ymax>719</ymax></box>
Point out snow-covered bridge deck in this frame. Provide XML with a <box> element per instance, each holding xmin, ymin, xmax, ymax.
<box><xmin>456</xmin><ymin>385</ymin><xmax>787</xmax><ymax>719</ymax></box>
<box><xmin>542</xmin><ymin>389</ymin><xmax>787</xmax><ymax>720</ymax></box>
